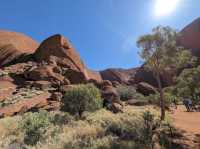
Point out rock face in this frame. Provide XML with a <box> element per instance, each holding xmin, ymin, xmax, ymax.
<box><xmin>0</xmin><ymin>30</ymin><xmax>39</xmax><ymax>67</ymax></box>
<box><xmin>136</xmin><ymin>82</ymin><xmax>157</xmax><ymax>96</ymax></box>
<box><xmin>100</xmin><ymin>68</ymin><xmax>139</xmax><ymax>84</ymax></box>
<box><xmin>178</xmin><ymin>17</ymin><xmax>200</xmax><ymax>57</ymax></box>
<box><xmin>0</xmin><ymin>92</ymin><xmax>51</xmax><ymax>117</ymax></box>
<box><xmin>100</xmin><ymin>67</ymin><xmax>167</xmax><ymax>87</ymax></box>
<box><xmin>34</xmin><ymin>34</ymin><xmax>85</xmax><ymax>71</ymax></box>
<box><xmin>87</xmin><ymin>69</ymin><xmax>102</xmax><ymax>83</ymax></box>
<box><xmin>34</xmin><ymin>34</ymin><xmax>102</xmax><ymax>84</ymax></box>
<box><xmin>25</xmin><ymin>65</ymin><xmax>66</xmax><ymax>86</ymax></box>
<box><xmin>0</xmin><ymin>79</ymin><xmax>16</xmax><ymax>102</ymax></box>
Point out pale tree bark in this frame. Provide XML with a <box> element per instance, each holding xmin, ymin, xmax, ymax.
<box><xmin>156</xmin><ymin>74</ymin><xmax>165</xmax><ymax>121</ymax></box>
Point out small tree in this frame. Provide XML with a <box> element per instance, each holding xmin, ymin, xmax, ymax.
<box><xmin>137</xmin><ymin>26</ymin><xmax>193</xmax><ymax>120</ymax></box>
<box><xmin>61</xmin><ymin>84</ymin><xmax>102</xmax><ymax>117</ymax></box>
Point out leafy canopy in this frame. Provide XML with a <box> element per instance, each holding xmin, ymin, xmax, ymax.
<box><xmin>137</xmin><ymin>26</ymin><xmax>194</xmax><ymax>76</ymax></box>
<box><xmin>61</xmin><ymin>84</ymin><xmax>102</xmax><ymax>117</ymax></box>
<box><xmin>175</xmin><ymin>65</ymin><xmax>200</xmax><ymax>104</ymax></box>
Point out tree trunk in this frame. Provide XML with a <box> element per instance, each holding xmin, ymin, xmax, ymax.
<box><xmin>156</xmin><ymin>74</ymin><xmax>165</xmax><ymax>121</ymax></box>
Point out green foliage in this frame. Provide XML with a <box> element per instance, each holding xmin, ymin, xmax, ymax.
<box><xmin>61</xmin><ymin>84</ymin><xmax>102</xmax><ymax>117</ymax></box>
<box><xmin>137</xmin><ymin>26</ymin><xmax>194</xmax><ymax>120</ymax></box>
<box><xmin>175</xmin><ymin>65</ymin><xmax>200</xmax><ymax>104</ymax></box>
<box><xmin>20</xmin><ymin>110</ymin><xmax>51</xmax><ymax>145</ymax></box>
<box><xmin>50</xmin><ymin>112</ymin><xmax>74</xmax><ymax>125</ymax></box>
<box><xmin>0</xmin><ymin>105</ymin><xmax>175</xmax><ymax>149</ymax></box>
<box><xmin>140</xmin><ymin>111</ymin><xmax>157</xmax><ymax>148</ymax></box>
<box><xmin>117</xmin><ymin>85</ymin><xmax>145</xmax><ymax>101</ymax></box>
<box><xmin>137</xmin><ymin>26</ymin><xmax>194</xmax><ymax>75</ymax></box>
<box><xmin>147</xmin><ymin>88</ymin><xmax>178</xmax><ymax>107</ymax></box>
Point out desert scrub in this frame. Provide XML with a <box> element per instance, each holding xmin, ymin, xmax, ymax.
<box><xmin>0</xmin><ymin>116</ymin><xmax>21</xmax><ymax>139</ymax></box>
<box><xmin>0</xmin><ymin>116</ymin><xmax>24</xmax><ymax>149</ymax></box>
<box><xmin>147</xmin><ymin>92</ymin><xmax>176</xmax><ymax>108</ymax></box>
<box><xmin>50</xmin><ymin>111</ymin><xmax>74</xmax><ymax>126</ymax></box>
<box><xmin>61</xmin><ymin>84</ymin><xmax>102</xmax><ymax>117</ymax></box>
<box><xmin>20</xmin><ymin>110</ymin><xmax>51</xmax><ymax>145</ymax></box>
<box><xmin>0</xmin><ymin>105</ymin><xmax>172</xmax><ymax>149</ymax></box>
<box><xmin>117</xmin><ymin>85</ymin><xmax>145</xmax><ymax>101</ymax></box>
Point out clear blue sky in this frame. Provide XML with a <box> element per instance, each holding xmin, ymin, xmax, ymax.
<box><xmin>0</xmin><ymin>0</ymin><xmax>199</xmax><ymax>70</ymax></box>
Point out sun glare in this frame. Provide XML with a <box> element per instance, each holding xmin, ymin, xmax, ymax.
<box><xmin>154</xmin><ymin>0</ymin><xmax>180</xmax><ymax>17</ymax></box>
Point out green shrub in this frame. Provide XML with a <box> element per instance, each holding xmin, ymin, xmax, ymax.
<box><xmin>146</xmin><ymin>91</ymin><xmax>177</xmax><ymax>107</ymax></box>
<box><xmin>20</xmin><ymin>110</ymin><xmax>51</xmax><ymax>145</ymax></box>
<box><xmin>175</xmin><ymin>66</ymin><xmax>200</xmax><ymax>104</ymax></box>
<box><xmin>50</xmin><ymin>111</ymin><xmax>74</xmax><ymax>125</ymax></box>
<box><xmin>61</xmin><ymin>84</ymin><xmax>102</xmax><ymax>117</ymax></box>
<box><xmin>117</xmin><ymin>85</ymin><xmax>145</xmax><ymax>101</ymax></box>
<box><xmin>141</xmin><ymin>111</ymin><xmax>156</xmax><ymax>143</ymax></box>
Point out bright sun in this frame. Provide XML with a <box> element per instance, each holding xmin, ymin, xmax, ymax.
<box><xmin>154</xmin><ymin>0</ymin><xmax>180</xmax><ymax>17</ymax></box>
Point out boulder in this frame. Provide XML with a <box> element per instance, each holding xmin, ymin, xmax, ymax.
<box><xmin>34</xmin><ymin>34</ymin><xmax>87</xmax><ymax>73</ymax></box>
<box><xmin>102</xmin><ymin>85</ymin><xmax>118</xmax><ymax>98</ymax></box>
<box><xmin>0</xmin><ymin>92</ymin><xmax>51</xmax><ymax>117</ymax></box>
<box><xmin>25</xmin><ymin>65</ymin><xmax>65</xmax><ymax>86</ymax></box>
<box><xmin>64</xmin><ymin>69</ymin><xmax>87</xmax><ymax>84</ymax></box>
<box><xmin>136</xmin><ymin>82</ymin><xmax>157</xmax><ymax>96</ymax></box>
<box><xmin>101</xmin><ymin>81</ymin><xmax>124</xmax><ymax>111</ymax></box>
<box><xmin>34</xmin><ymin>34</ymin><xmax>101</xmax><ymax>84</ymax></box>
<box><xmin>32</xmin><ymin>81</ymin><xmax>52</xmax><ymax>90</ymax></box>
<box><xmin>0</xmin><ymin>30</ymin><xmax>39</xmax><ymax>67</ymax></box>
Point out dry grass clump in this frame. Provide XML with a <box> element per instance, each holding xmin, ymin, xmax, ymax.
<box><xmin>0</xmin><ymin>105</ymin><xmax>166</xmax><ymax>149</ymax></box>
<box><xmin>0</xmin><ymin>116</ymin><xmax>21</xmax><ymax>139</ymax></box>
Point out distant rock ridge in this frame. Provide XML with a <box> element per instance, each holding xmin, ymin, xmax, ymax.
<box><xmin>178</xmin><ymin>17</ymin><xmax>200</xmax><ymax>56</ymax></box>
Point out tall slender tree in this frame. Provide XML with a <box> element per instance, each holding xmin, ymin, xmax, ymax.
<box><xmin>137</xmin><ymin>26</ymin><xmax>193</xmax><ymax>120</ymax></box>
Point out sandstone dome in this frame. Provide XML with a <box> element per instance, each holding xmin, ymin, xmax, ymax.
<box><xmin>0</xmin><ymin>30</ymin><xmax>39</xmax><ymax>67</ymax></box>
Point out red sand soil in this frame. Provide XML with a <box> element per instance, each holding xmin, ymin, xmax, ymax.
<box><xmin>171</xmin><ymin>105</ymin><xmax>200</xmax><ymax>149</ymax></box>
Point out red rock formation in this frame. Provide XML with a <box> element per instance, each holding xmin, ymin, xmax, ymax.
<box><xmin>178</xmin><ymin>17</ymin><xmax>200</xmax><ymax>57</ymax></box>
<box><xmin>87</xmin><ymin>69</ymin><xmax>102</xmax><ymax>83</ymax></box>
<box><xmin>25</xmin><ymin>65</ymin><xmax>65</xmax><ymax>86</ymax></box>
<box><xmin>34</xmin><ymin>34</ymin><xmax>85</xmax><ymax>71</ymax></box>
<box><xmin>100</xmin><ymin>68</ymin><xmax>139</xmax><ymax>84</ymax></box>
<box><xmin>34</xmin><ymin>34</ymin><xmax>102</xmax><ymax>83</ymax></box>
<box><xmin>0</xmin><ymin>92</ymin><xmax>51</xmax><ymax>117</ymax></box>
<box><xmin>136</xmin><ymin>82</ymin><xmax>157</xmax><ymax>96</ymax></box>
<box><xmin>0</xmin><ymin>79</ymin><xmax>16</xmax><ymax>101</ymax></box>
<box><xmin>100</xmin><ymin>66</ymin><xmax>173</xmax><ymax>88</ymax></box>
<box><xmin>0</xmin><ymin>30</ymin><xmax>39</xmax><ymax>67</ymax></box>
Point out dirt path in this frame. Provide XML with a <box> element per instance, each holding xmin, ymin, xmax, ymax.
<box><xmin>171</xmin><ymin>105</ymin><xmax>200</xmax><ymax>149</ymax></box>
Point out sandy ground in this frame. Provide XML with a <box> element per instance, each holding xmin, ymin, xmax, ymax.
<box><xmin>171</xmin><ymin>105</ymin><xmax>200</xmax><ymax>149</ymax></box>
